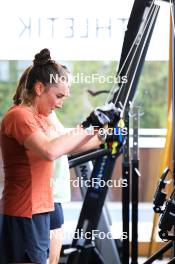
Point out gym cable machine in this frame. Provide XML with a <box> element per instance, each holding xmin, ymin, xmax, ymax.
<box><xmin>63</xmin><ymin>0</ymin><xmax>175</xmax><ymax>263</ymax></box>
<box><xmin>67</xmin><ymin>148</ymin><xmax>122</xmax><ymax>264</ymax></box>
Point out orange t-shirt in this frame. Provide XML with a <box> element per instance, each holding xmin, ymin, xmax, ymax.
<box><xmin>0</xmin><ymin>105</ymin><xmax>54</xmax><ymax>218</ymax></box>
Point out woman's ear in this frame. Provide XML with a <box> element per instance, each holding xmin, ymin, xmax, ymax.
<box><xmin>34</xmin><ymin>82</ymin><xmax>45</xmax><ymax>96</ymax></box>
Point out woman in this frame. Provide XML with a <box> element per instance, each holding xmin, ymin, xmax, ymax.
<box><xmin>0</xmin><ymin>48</ymin><xmax>116</xmax><ymax>264</ymax></box>
<box><xmin>13</xmin><ymin>65</ymin><xmax>68</xmax><ymax>264</ymax></box>
<box><xmin>12</xmin><ymin>64</ymin><xmax>102</xmax><ymax>264</ymax></box>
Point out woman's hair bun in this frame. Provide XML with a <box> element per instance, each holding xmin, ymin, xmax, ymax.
<box><xmin>33</xmin><ymin>48</ymin><xmax>51</xmax><ymax>66</ymax></box>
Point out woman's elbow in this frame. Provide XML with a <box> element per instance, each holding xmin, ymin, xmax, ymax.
<box><xmin>44</xmin><ymin>149</ymin><xmax>62</xmax><ymax>161</ymax></box>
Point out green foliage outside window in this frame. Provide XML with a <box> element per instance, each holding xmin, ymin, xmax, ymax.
<box><xmin>134</xmin><ymin>61</ymin><xmax>168</xmax><ymax>128</ymax></box>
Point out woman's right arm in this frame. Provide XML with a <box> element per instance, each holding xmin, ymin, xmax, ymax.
<box><xmin>13</xmin><ymin>102</ymin><xmax>117</xmax><ymax>161</ymax></box>
<box><xmin>24</xmin><ymin>127</ymin><xmax>94</xmax><ymax>161</ymax></box>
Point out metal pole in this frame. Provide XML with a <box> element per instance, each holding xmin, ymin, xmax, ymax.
<box><xmin>131</xmin><ymin>107</ymin><xmax>140</xmax><ymax>264</ymax></box>
<box><xmin>122</xmin><ymin>109</ymin><xmax>130</xmax><ymax>264</ymax></box>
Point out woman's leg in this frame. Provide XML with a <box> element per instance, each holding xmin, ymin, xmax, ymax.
<box><xmin>49</xmin><ymin>203</ymin><xmax>64</xmax><ymax>264</ymax></box>
<box><xmin>0</xmin><ymin>213</ymin><xmax>50</xmax><ymax>264</ymax></box>
<box><xmin>49</xmin><ymin>227</ymin><xmax>64</xmax><ymax>264</ymax></box>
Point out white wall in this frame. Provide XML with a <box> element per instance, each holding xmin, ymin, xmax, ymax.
<box><xmin>0</xmin><ymin>0</ymin><xmax>170</xmax><ymax>60</ymax></box>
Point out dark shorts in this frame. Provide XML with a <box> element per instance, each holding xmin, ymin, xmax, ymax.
<box><xmin>0</xmin><ymin>213</ymin><xmax>50</xmax><ymax>264</ymax></box>
<box><xmin>50</xmin><ymin>203</ymin><xmax>64</xmax><ymax>230</ymax></box>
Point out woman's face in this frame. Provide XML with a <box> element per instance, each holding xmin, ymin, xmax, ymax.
<box><xmin>36</xmin><ymin>82</ymin><xmax>70</xmax><ymax>116</ymax></box>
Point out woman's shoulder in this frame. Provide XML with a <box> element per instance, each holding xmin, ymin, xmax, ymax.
<box><xmin>4</xmin><ymin>105</ymin><xmax>32</xmax><ymax>119</ymax></box>
<box><xmin>2</xmin><ymin>105</ymin><xmax>34</xmax><ymax>126</ymax></box>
